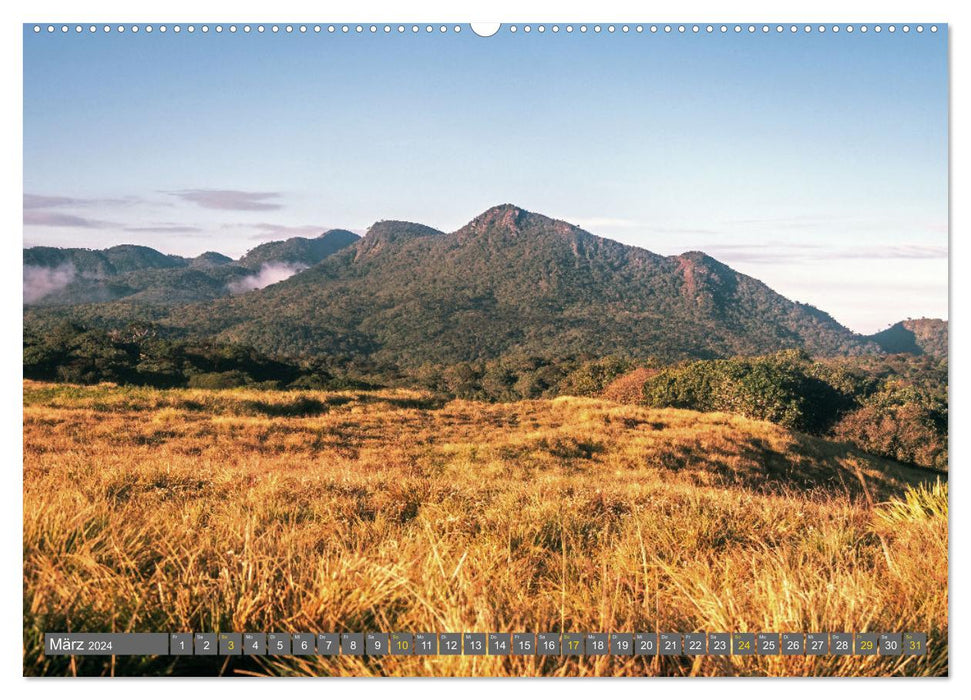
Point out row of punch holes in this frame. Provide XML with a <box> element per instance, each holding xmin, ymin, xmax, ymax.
<box><xmin>32</xmin><ymin>23</ymin><xmax>941</xmax><ymax>36</ymax></box>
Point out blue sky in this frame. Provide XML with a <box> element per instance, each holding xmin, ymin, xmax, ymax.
<box><xmin>23</xmin><ymin>24</ymin><xmax>947</xmax><ymax>333</ymax></box>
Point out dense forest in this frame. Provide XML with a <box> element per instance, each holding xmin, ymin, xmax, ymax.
<box><xmin>23</xmin><ymin>322</ymin><xmax>947</xmax><ymax>471</ymax></box>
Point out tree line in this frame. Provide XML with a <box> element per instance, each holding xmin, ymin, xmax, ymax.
<box><xmin>23</xmin><ymin>323</ymin><xmax>946</xmax><ymax>470</ymax></box>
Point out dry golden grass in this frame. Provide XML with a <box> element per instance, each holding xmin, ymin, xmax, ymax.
<box><xmin>22</xmin><ymin>381</ymin><xmax>947</xmax><ymax>677</ymax></box>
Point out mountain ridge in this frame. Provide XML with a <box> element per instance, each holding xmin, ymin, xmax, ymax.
<box><xmin>23</xmin><ymin>204</ymin><xmax>946</xmax><ymax>364</ymax></box>
<box><xmin>159</xmin><ymin>204</ymin><xmax>883</xmax><ymax>362</ymax></box>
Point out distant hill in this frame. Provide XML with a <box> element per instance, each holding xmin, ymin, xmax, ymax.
<box><xmin>190</xmin><ymin>251</ymin><xmax>234</xmax><ymax>269</ymax></box>
<box><xmin>239</xmin><ymin>229</ymin><xmax>360</xmax><ymax>269</ymax></box>
<box><xmin>24</xmin><ymin>244</ymin><xmax>185</xmax><ymax>277</ymax></box>
<box><xmin>23</xmin><ymin>230</ymin><xmax>359</xmax><ymax>306</ymax></box>
<box><xmin>867</xmin><ymin>319</ymin><xmax>948</xmax><ymax>357</ymax></box>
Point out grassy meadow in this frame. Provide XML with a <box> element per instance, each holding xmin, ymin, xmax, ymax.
<box><xmin>22</xmin><ymin>381</ymin><xmax>947</xmax><ymax>677</ymax></box>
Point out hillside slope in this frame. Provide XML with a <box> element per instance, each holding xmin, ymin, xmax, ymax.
<box><xmin>867</xmin><ymin>318</ymin><xmax>948</xmax><ymax>357</ymax></box>
<box><xmin>23</xmin><ymin>382</ymin><xmax>946</xmax><ymax>676</ymax></box>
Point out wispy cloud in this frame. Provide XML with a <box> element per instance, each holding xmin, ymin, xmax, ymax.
<box><xmin>570</xmin><ymin>217</ymin><xmax>643</xmax><ymax>229</ymax></box>
<box><xmin>24</xmin><ymin>194</ymin><xmax>84</xmax><ymax>209</ymax></box>
<box><xmin>246</xmin><ymin>222</ymin><xmax>330</xmax><ymax>240</ymax></box>
<box><xmin>642</xmin><ymin>226</ymin><xmax>725</xmax><ymax>236</ymax></box>
<box><xmin>569</xmin><ymin>217</ymin><xmax>724</xmax><ymax>236</ymax></box>
<box><xmin>227</xmin><ymin>262</ymin><xmax>307</xmax><ymax>294</ymax></box>
<box><xmin>169</xmin><ymin>189</ymin><xmax>283</xmax><ymax>211</ymax></box>
<box><xmin>723</xmin><ymin>215</ymin><xmax>949</xmax><ymax>238</ymax></box>
<box><xmin>24</xmin><ymin>193</ymin><xmax>142</xmax><ymax>209</ymax></box>
<box><xmin>704</xmin><ymin>243</ymin><xmax>948</xmax><ymax>264</ymax></box>
<box><xmin>219</xmin><ymin>221</ymin><xmax>362</xmax><ymax>241</ymax></box>
<box><xmin>124</xmin><ymin>225</ymin><xmax>204</xmax><ymax>234</ymax></box>
<box><xmin>726</xmin><ymin>214</ymin><xmax>846</xmax><ymax>229</ymax></box>
<box><xmin>835</xmin><ymin>245</ymin><xmax>948</xmax><ymax>260</ymax></box>
<box><xmin>23</xmin><ymin>211</ymin><xmax>116</xmax><ymax>228</ymax></box>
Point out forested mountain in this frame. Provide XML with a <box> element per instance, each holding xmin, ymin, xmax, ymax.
<box><xmin>190</xmin><ymin>251</ymin><xmax>234</xmax><ymax>269</ymax></box>
<box><xmin>22</xmin><ymin>229</ymin><xmax>359</xmax><ymax>306</ymax></box>
<box><xmin>867</xmin><ymin>318</ymin><xmax>948</xmax><ymax>358</ymax></box>
<box><xmin>238</xmin><ymin>229</ymin><xmax>360</xmax><ymax>268</ymax></box>
<box><xmin>156</xmin><ymin>204</ymin><xmax>880</xmax><ymax>364</ymax></box>
<box><xmin>25</xmin><ymin>204</ymin><xmax>948</xmax><ymax>366</ymax></box>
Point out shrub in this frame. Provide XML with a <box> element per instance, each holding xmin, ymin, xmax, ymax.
<box><xmin>559</xmin><ymin>357</ymin><xmax>631</xmax><ymax>397</ymax></box>
<box><xmin>832</xmin><ymin>402</ymin><xmax>948</xmax><ymax>470</ymax></box>
<box><xmin>642</xmin><ymin>350</ymin><xmax>853</xmax><ymax>433</ymax></box>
